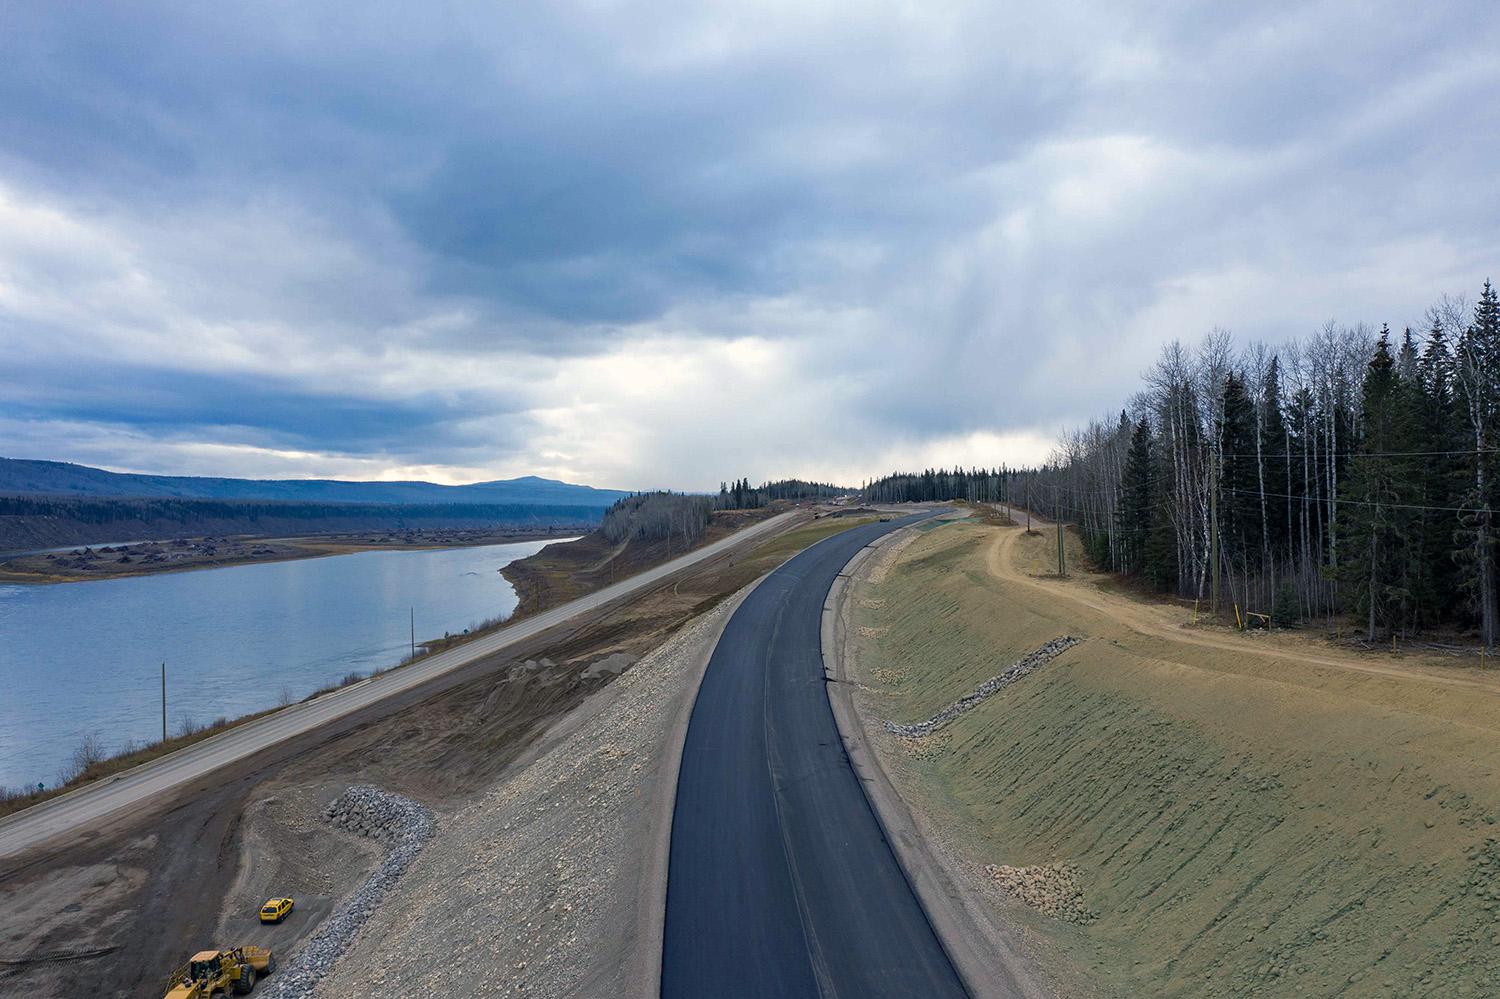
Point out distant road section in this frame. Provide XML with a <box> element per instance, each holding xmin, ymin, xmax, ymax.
<box><xmin>0</xmin><ymin>510</ymin><xmax>799</xmax><ymax>860</ymax></box>
<box><xmin>662</xmin><ymin>510</ymin><xmax>969</xmax><ymax>999</ymax></box>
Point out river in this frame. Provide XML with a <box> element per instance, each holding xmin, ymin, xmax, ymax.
<box><xmin>0</xmin><ymin>538</ymin><xmax>571</xmax><ymax>790</ymax></box>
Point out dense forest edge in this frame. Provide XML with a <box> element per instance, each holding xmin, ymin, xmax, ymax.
<box><xmin>863</xmin><ymin>279</ymin><xmax>1500</xmax><ymax>650</ymax></box>
<box><xmin>0</xmin><ymin>457</ymin><xmax>629</xmax><ymax>506</ymax></box>
<box><xmin>0</xmin><ymin>495</ymin><xmax>607</xmax><ymax>552</ymax></box>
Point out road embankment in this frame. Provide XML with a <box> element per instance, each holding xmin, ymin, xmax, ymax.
<box><xmin>849</xmin><ymin>519</ymin><xmax>1500</xmax><ymax>997</ymax></box>
<box><xmin>318</xmin><ymin>582</ymin><xmax>754</xmax><ymax>998</ymax></box>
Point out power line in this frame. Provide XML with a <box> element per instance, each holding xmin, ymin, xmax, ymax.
<box><xmin>999</xmin><ymin>476</ymin><xmax>1495</xmax><ymax>518</ymax></box>
<box><xmin>1217</xmin><ymin>447</ymin><xmax>1500</xmax><ymax>459</ymax></box>
<box><xmin>1222</xmin><ymin>488</ymin><xmax>1489</xmax><ymax>516</ymax></box>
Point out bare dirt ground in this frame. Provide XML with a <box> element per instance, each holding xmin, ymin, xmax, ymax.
<box><xmin>0</xmin><ymin>526</ymin><xmax>574</xmax><ymax>584</ymax></box>
<box><xmin>849</xmin><ymin>517</ymin><xmax>1500</xmax><ymax>997</ymax></box>
<box><xmin>0</xmin><ymin>511</ymin><xmax>861</xmax><ymax>998</ymax></box>
<box><xmin>214</xmin><ymin>783</ymin><xmax>385</xmax><ymax>957</ymax></box>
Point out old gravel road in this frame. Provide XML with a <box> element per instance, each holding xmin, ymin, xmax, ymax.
<box><xmin>662</xmin><ymin>509</ymin><xmax>969</xmax><ymax>999</ymax></box>
<box><xmin>0</xmin><ymin>510</ymin><xmax>798</xmax><ymax>861</ymax></box>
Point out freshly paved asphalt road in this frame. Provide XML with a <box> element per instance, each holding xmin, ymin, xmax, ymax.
<box><xmin>0</xmin><ymin>510</ymin><xmax>799</xmax><ymax>860</ymax></box>
<box><xmin>662</xmin><ymin>511</ymin><xmax>969</xmax><ymax>999</ymax></box>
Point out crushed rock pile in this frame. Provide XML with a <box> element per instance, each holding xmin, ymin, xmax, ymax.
<box><xmin>884</xmin><ymin>636</ymin><xmax>1080</xmax><ymax>738</ymax></box>
<box><xmin>985</xmin><ymin>862</ymin><xmax>1097</xmax><ymax>925</ymax></box>
<box><xmin>263</xmin><ymin>786</ymin><xmax>435</xmax><ymax>999</ymax></box>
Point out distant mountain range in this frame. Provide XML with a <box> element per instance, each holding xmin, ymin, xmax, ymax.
<box><xmin>0</xmin><ymin>457</ymin><xmax>630</xmax><ymax>507</ymax></box>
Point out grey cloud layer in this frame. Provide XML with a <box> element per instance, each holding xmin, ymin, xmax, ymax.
<box><xmin>1</xmin><ymin>1</ymin><xmax>1496</xmax><ymax>486</ymax></box>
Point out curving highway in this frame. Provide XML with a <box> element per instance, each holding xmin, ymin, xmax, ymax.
<box><xmin>662</xmin><ymin>511</ymin><xmax>969</xmax><ymax>998</ymax></box>
<box><xmin>0</xmin><ymin>510</ymin><xmax>800</xmax><ymax>860</ymax></box>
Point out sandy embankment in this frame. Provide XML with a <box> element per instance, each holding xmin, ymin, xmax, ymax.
<box><xmin>848</xmin><ymin>520</ymin><xmax>1500</xmax><ymax>997</ymax></box>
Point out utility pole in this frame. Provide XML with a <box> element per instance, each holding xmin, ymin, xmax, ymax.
<box><xmin>161</xmin><ymin>662</ymin><xmax>167</xmax><ymax>743</ymax></box>
<box><xmin>1210</xmin><ymin>449</ymin><xmax>1220</xmax><ymax>617</ymax></box>
<box><xmin>410</xmin><ymin>607</ymin><xmax>416</xmax><ymax>660</ymax></box>
<box><xmin>1055</xmin><ymin>486</ymin><xmax>1065</xmax><ymax>576</ymax></box>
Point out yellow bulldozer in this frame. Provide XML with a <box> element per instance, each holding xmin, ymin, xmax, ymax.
<box><xmin>163</xmin><ymin>945</ymin><xmax>275</xmax><ymax>998</ymax></box>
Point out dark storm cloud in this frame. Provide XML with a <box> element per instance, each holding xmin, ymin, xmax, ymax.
<box><xmin>1</xmin><ymin>1</ymin><xmax>1497</xmax><ymax>485</ymax></box>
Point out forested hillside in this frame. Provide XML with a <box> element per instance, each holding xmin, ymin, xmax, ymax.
<box><xmin>0</xmin><ymin>495</ymin><xmax>604</xmax><ymax>551</ymax></box>
<box><xmin>0</xmin><ymin>458</ymin><xmax>628</xmax><ymax>507</ymax></box>
<box><xmin>864</xmin><ymin>280</ymin><xmax>1500</xmax><ymax>649</ymax></box>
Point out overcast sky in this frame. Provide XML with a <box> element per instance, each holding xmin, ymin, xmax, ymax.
<box><xmin>2</xmin><ymin>2</ymin><xmax>1497</xmax><ymax>490</ymax></box>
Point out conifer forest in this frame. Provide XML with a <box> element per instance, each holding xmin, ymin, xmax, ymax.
<box><xmin>864</xmin><ymin>280</ymin><xmax>1500</xmax><ymax>648</ymax></box>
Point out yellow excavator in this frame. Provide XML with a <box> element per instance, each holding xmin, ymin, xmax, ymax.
<box><xmin>162</xmin><ymin>946</ymin><xmax>275</xmax><ymax>998</ymax></box>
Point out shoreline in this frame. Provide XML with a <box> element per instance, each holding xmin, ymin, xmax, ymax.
<box><xmin>0</xmin><ymin>527</ymin><xmax>586</xmax><ymax>585</ymax></box>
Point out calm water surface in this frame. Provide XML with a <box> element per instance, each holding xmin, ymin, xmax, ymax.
<box><xmin>0</xmin><ymin>538</ymin><xmax>572</xmax><ymax>789</ymax></box>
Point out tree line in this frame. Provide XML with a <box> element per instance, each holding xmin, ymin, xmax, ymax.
<box><xmin>0</xmin><ymin>493</ymin><xmax>607</xmax><ymax>550</ymax></box>
<box><xmin>0</xmin><ymin>494</ymin><xmax>606</xmax><ymax>525</ymax></box>
<box><xmin>716</xmin><ymin>478</ymin><xmax>847</xmax><ymax>510</ymax></box>
<box><xmin>598</xmin><ymin>492</ymin><xmax>713</xmax><ymax>546</ymax></box>
<box><xmin>861</xmin><ymin>468</ymin><xmax>1019</xmax><ymax>505</ymax></box>
<box><xmin>1017</xmin><ymin>280</ymin><xmax>1500</xmax><ymax>648</ymax></box>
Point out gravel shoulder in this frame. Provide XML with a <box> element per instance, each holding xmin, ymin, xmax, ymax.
<box><xmin>319</xmin><ymin>580</ymin><xmax>760</xmax><ymax>998</ymax></box>
<box><xmin>825</xmin><ymin>527</ymin><xmax>1055</xmax><ymax>999</ymax></box>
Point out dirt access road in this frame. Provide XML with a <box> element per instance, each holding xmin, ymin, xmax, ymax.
<box><xmin>0</xmin><ymin>510</ymin><xmax>797</xmax><ymax>861</ymax></box>
<box><xmin>992</xmin><ymin>512</ymin><xmax>1500</xmax><ymax>699</ymax></box>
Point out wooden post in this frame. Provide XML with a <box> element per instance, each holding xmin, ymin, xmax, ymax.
<box><xmin>161</xmin><ymin>662</ymin><xmax>167</xmax><ymax>743</ymax></box>
<box><xmin>1210</xmin><ymin>450</ymin><xmax>1220</xmax><ymax>618</ymax></box>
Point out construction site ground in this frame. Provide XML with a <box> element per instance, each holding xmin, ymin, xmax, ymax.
<box><xmin>849</xmin><ymin>518</ymin><xmax>1500</xmax><ymax>998</ymax></box>
<box><xmin>0</xmin><ymin>511</ymin><xmax>874</xmax><ymax>998</ymax></box>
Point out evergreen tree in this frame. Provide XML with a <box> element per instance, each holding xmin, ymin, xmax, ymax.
<box><xmin>1454</xmin><ymin>281</ymin><xmax>1500</xmax><ymax>648</ymax></box>
<box><xmin>1115</xmin><ymin>418</ymin><xmax>1154</xmax><ymax>575</ymax></box>
<box><xmin>1217</xmin><ymin>372</ymin><xmax>1260</xmax><ymax>573</ymax></box>
<box><xmin>1259</xmin><ymin>356</ymin><xmax>1290</xmax><ymax>558</ymax></box>
<box><xmin>1344</xmin><ymin>330</ymin><xmax>1405</xmax><ymax>640</ymax></box>
<box><xmin>1416</xmin><ymin>320</ymin><xmax>1462</xmax><ymax>623</ymax></box>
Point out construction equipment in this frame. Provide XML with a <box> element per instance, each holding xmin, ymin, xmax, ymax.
<box><xmin>259</xmin><ymin>897</ymin><xmax>294</xmax><ymax>923</ymax></box>
<box><xmin>163</xmin><ymin>945</ymin><xmax>275</xmax><ymax>998</ymax></box>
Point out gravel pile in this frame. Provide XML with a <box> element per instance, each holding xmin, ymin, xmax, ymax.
<box><xmin>985</xmin><ymin>862</ymin><xmax>1097</xmax><ymax>925</ymax></box>
<box><xmin>263</xmin><ymin>786</ymin><xmax>435</xmax><ymax>999</ymax></box>
<box><xmin>884</xmin><ymin>636</ymin><xmax>1080</xmax><ymax>738</ymax></box>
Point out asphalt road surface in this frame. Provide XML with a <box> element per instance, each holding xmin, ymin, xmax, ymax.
<box><xmin>662</xmin><ymin>511</ymin><xmax>969</xmax><ymax>999</ymax></box>
<box><xmin>0</xmin><ymin>510</ymin><xmax>799</xmax><ymax>860</ymax></box>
